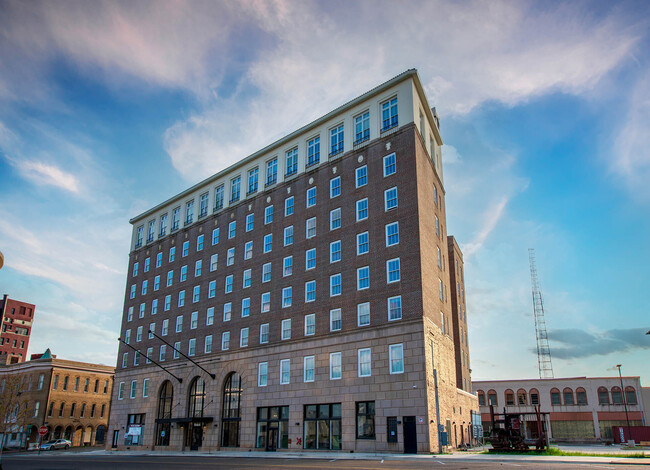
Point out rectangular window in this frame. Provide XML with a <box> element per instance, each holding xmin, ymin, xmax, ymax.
<box><xmin>330</xmin><ymin>208</ymin><xmax>341</xmax><ymax>230</ymax></box>
<box><xmin>206</xmin><ymin>307</ymin><xmax>214</xmax><ymax>326</ymax></box>
<box><xmin>330</xmin><ymin>273</ymin><xmax>341</xmax><ymax>296</ymax></box>
<box><xmin>122</xmin><ymin>352</ymin><xmax>128</xmax><ymax>368</ymax></box>
<box><xmin>330</xmin><ymin>308</ymin><xmax>341</xmax><ymax>331</ymax></box>
<box><xmin>223</xmin><ymin>302</ymin><xmax>232</xmax><ymax>322</ymax></box>
<box><xmin>261</xmin><ymin>292</ymin><xmax>271</xmax><ymax>313</ymax></box>
<box><xmin>282</xmin><ymin>287</ymin><xmax>292</xmax><ymax>308</ymax></box>
<box><xmin>130</xmin><ymin>284</ymin><xmax>136</xmax><ymax>299</ymax></box>
<box><xmin>356</xmin><ymin>401</ymin><xmax>375</xmax><ymax>439</ymax></box>
<box><xmin>193</xmin><ymin>285</ymin><xmax>200</xmax><ymax>303</ymax></box>
<box><xmin>156</xmin><ymin>252</ymin><xmax>162</xmax><ymax>268</ymax></box>
<box><xmin>383</xmin><ymin>152</ymin><xmax>397</xmax><ymax>176</ymax></box>
<box><xmin>171</xmin><ymin>208</ymin><xmax>180</xmax><ymax>231</ymax></box>
<box><xmin>435</xmin><ymin>215</ymin><xmax>440</xmax><ymax>237</ymax></box>
<box><xmin>246</xmin><ymin>213</ymin><xmax>254</xmax><ymax>232</ymax></box>
<box><xmin>306</xmin><ymin>187</ymin><xmax>317</xmax><ymax>207</ymax></box>
<box><xmin>386</xmin><ymin>222</ymin><xmax>399</xmax><ymax>246</ymax></box>
<box><xmin>148</xmin><ymin>220</ymin><xmax>155</xmax><ymax>243</ymax></box>
<box><xmin>162</xmin><ymin>319</ymin><xmax>169</xmax><ymax>335</ymax></box>
<box><xmin>133</xmin><ymin>262</ymin><xmax>139</xmax><ymax>277</ymax></box>
<box><xmin>285</xmin><ymin>148</ymin><xmax>298</xmax><ymax>176</ymax></box>
<box><xmin>384</xmin><ymin>187</ymin><xmax>398</xmax><ymax>210</ymax></box>
<box><xmin>185</xmin><ymin>200</ymin><xmax>194</xmax><ymax>225</ymax></box>
<box><xmin>388</xmin><ymin>296</ymin><xmax>402</xmax><ymax>321</ymax></box>
<box><xmin>227</xmin><ymin>248</ymin><xmax>235</xmax><ymax>266</ymax></box>
<box><xmin>190</xmin><ymin>311</ymin><xmax>198</xmax><ymax>329</ymax></box>
<box><xmin>304</xmin><ymin>314</ymin><xmax>315</xmax><ymax>336</ymax></box>
<box><xmin>381</xmin><ymin>97</ymin><xmax>398</xmax><ymax>131</ymax></box>
<box><xmin>354</xmin><ymin>111</ymin><xmax>370</xmax><ymax>144</ymax></box>
<box><xmin>284</xmin><ymin>196</ymin><xmax>294</xmax><ymax>216</ymax></box>
<box><xmin>358</xmin><ymin>349</ymin><xmax>371</xmax><ymax>377</ymax></box>
<box><xmin>356</xmin><ymin>198</ymin><xmax>368</xmax><ymax>221</ymax></box>
<box><xmin>262</xmin><ymin>262</ymin><xmax>272</xmax><ymax>283</ymax></box>
<box><xmin>173</xmin><ymin>342</ymin><xmax>181</xmax><ymax>359</ymax></box>
<box><xmin>248</xmin><ymin>167</ymin><xmax>259</xmax><ymax>194</ymax></box>
<box><xmin>149</xmin><ymin>323</ymin><xmax>155</xmax><ymax>339</ymax></box>
<box><xmin>266</xmin><ymin>158</ymin><xmax>278</xmax><ymax>186</ymax></box>
<box><xmin>154</xmin><ymin>275</ymin><xmax>160</xmax><ymax>291</ymax></box>
<box><xmin>306</xmin><ymin>217</ymin><xmax>316</xmax><ymax>238</ymax></box>
<box><xmin>283</xmin><ymin>256</ymin><xmax>293</xmax><ymax>277</ymax></box>
<box><xmin>130</xmin><ymin>381</ymin><xmax>137</xmax><ymax>399</ymax></box>
<box><xmin>127</xmin><ymin>306</ymin><xmax>134</xmax><ymax>321</ymax></box>
<box><xmin>188</xmin><ymin>338</ymin><xmax>196</xmax><ymax>356</ymax></box>
<box><xmin>230</xmin><ymin>176</ymin><xmax>241</xmax><ymax>203</ymax></box>
<box><xmin>305</xmin><ymin>280</ymin><xmax>316</xmax><ymax>302</ymax></box>
<box><xmin>118</xmin><ymin>382</ymin><xmax>125</xmax><ymax>400</ymax></box>
<box><xmin>136</xmin><ymin>225</ymin><xmax>144</xmax><ymax>246</ymax></box>
<box><xmin>142</xmin><ymin>280</ymin><xmax>148</xmax><ymax>295</ymax></box>
<box><xmin>357</xmin><ymin>266</ymin><xmax>369</xmax><ymax>290</ymax></box>
<box><xmin>197</xmin><ymin>235</ymin><xmax>204</xmax><ymax>252</ymax></box>
<box><xmin>330</xmin><ymin>176</ymin><xmax>341</xmax><ymax>198</ymax></box>
<box><xmin>209</xmin><ymin>280</ymin><xmax>216</xmax><ymax>298</ymax></box>
<box><xmin>307</xmin><ymin>136</ymin><xmax>320</xmax><ymax>167</ymax></box>
<box><xmin>265</xmin><ymin>205</ymin><xmax>273</xmax><ymax>224</ymax></box>
<box><xmin>280</xmin><ymin>359</ymin><xmax>290</xmax><ymax>384</ymax></box>
<box><xmin>355</xmin><ymin>165</ymin><xmax>367</xmax><ymax>188</ymax></box>
<box><xmin>330</xmin><ymin>352</ymin><xmax>342</xmax><ymax>379</ymax></box>
<box><xmin>199</xmin><ymin>192</ymin><xmax>209</xmax><ymax>218</ymax></box>
<box><xmin>387</xmin><ymin>258</ymin><xmax>401</xmax><ymax>283</ymax></box>
<box><xmin>389</xmin><ymin>344</ymin><xmax>404</xmax><ymax>374</ymax></box>
<box><xmin>264</xmin><ymin>234</ymin><xmax>272</xmax><ymax>253</ymax></box>
<box><xmin>356</xmin><ymin>231</ymin><xmax>369</xmax><ymax>255</ymax></box>
<box><xmin>175</xmin><ymin>315</ymin><xmax>183</xmax><ymax>333</ymax></box>
<box><xmin>222</xmin><ymin>331</ymin><xmax>230</xmax><ymax>350</ymax></box>
<box><xmin>304</xmin><ymin>356</ymin><xmax>315</xmax><ymax>382</ymax></box>
<box><xmin>241</xmin><ymin>298</ymin><xmax>250</xmax><ymax>317</ymax></box>
<box><xmin>169</xmin><ymin>246</ymin><xmax>176</xmax><ymax>262</ymax></box>
<box><xmin>138</xmin><ymin>303</ymin><xmax>145</xmax><ymax>318</ymax></box>
<box><xmin>205</xmin><ymin>335</ymin><xmax>212</xmax><ymax>353</ymax></box>
<box><xmin>437</xmin><ymin>247</ymin><xmax>442</xmax><ymax>268</ymax></box>
<box><xmin>181</xmin><ymin>265</ymin><xmax>187</xmax><ymax>281</ymax></box>
<box><xmin>228</xmin><ymin>221</ymin><xmax>236</xmax><ymax>239</ymax></box>
<box><xmin>195</xmin><ymin>260</ymin><xmax>202</xmax><ymax>277</ymax></box>
<box><xmin>258</xmin><ymin>362</ymin><xmax>268</xmax><ymax>386</ymax></box>
<box><xmin>284</xmin><ymin>226</ymin><xmax>293</xmax><ymax>246</ymax></box>
<box><xmin>357</xmin><ymin>302</ymin><xmax>370</xmax><ymax>326</ymax></box>
<box><xmin>260</xmin><ymin>323</ymin><xmax>269</xmax><ymax>344</ymax></box>
<box><xmin>244</xmin><ymin>241</ymin><xmax>253</xmax><ymax>260</ymax></box>
<box><xmin>330</xmin><ymin>123</ymin><xmax>344</xmax><ymax>156</ymax></box>
<box><xmin>281</xmin><ymin>318</ymin><xmax>291</xmax><ymax>340</ymax></box>
<box><xmin>225</xmin><ymin>275</ymin><xmax>233</xmax><ymax>293</ymax></box>
<box><xmin>330</xmin><ymin>240</ymin><xmax>341</xmax><ymax>263</ymax></box>
<box><xmin>178</xmin><ymin>290</ymin><xmax>185</xmax><ymax>307</ymax></box>
<box><xmin>182</xmin><ymin>241</ymin><xmax>189</xmax><ymax>257</ymax></box>
<box><xmin>438</xmin><ymin>278</ymin><xmax>444</xmax><ymax>301</ymax></box>
<box><xmin>306</xmin><ymin>248</ymin><xmax>316</xmax><ymax>270</ymax></box>
<box><xmin>212</xmin><ymin>227</ymin><xmax>220</xmax><ymax>245</ymax></box>
<box><xmin>210</xmin><ymin>254</ymin><xmax>218</xmax><ymax>272</ymax></box>
<box><xmin>214</xmin><ymin>184</ymin><xmax>225</xmax><ymax>211</ymax></box>
<box><xmin>240</xmin><ymin>327</ymin><xmax>249</xmax><ymax>347</ymax></box>
<box><xmin>159</xmin><ymin>215</ymin><xmax>167</xmax><ymax>238</ymax></box>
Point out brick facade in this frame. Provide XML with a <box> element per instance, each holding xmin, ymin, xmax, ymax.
<box><xmin>0</xmin><ymin>294</ymin><xmax>35</xmax><ymax>364</ymax></box>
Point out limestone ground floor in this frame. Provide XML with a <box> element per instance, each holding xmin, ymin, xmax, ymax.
<box><xmin>108</xmin><ymin>320</ymin><xmax>479</xmax><ymax>454</ymax></box>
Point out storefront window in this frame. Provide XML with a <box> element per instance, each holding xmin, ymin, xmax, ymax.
<box><xmin>125</xmin><ymin>414</ymin><xmax>145</xmax><ymax>445</ymax></box>
<box><xmin>304</xmin><ymin>403</ymin><xmax>341</xmax><ymax>450</ymax></box>
<box><xmin>256</xmin><ymin>406</ymin><xmax>289</xmax><ymax>450</ymax></box>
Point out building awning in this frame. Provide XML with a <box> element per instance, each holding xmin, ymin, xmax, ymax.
<box><xmin>155</xmin><ymin>416</ymin><xmax>214</xmax><ymax>424</ymax></box>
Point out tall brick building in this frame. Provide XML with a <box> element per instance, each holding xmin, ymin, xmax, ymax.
<box><xmin>109</xmin><ymin>69</ymin><xmax>477</xmax><ymax>453</ymax></box>
<box><xmin>0</xmin><ymin>294</ymin><xmax>35</xmax><ymax>364</ymax></box>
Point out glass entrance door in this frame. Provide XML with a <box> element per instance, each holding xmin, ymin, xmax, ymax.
<box><xmin>266</xmin><ymin>427</ymin><xmax>278</xmax><ymax>451</ymax></box>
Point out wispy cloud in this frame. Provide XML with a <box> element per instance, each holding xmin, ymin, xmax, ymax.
<box><xmin>548</xmin><ymin>328</ymin><xmax>650</xmax><ymax>359</ymax></box>
<box><xmin>6</xmin><ymin>157</ymin><xmax>79</xmax><ymax>193</ymax></box>
<box><xmin>463</xmin><ymin>197</ymin><xmax>509</xmax><ymax>258</ymax></box>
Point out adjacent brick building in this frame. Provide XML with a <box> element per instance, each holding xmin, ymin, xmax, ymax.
<box><xmin>109</xmin><ymin>69</ymin><xmax>478</xmax><ymax>453</ymax></box>
<box><xmin>0</xmin><ymin>294</ymin><xmax>35</xmax><ymax>364</ymax></box>
<box><xmin>0</xmin><ymin>349</ymin><xmax>114</xmax><ymax>448</ymax></box>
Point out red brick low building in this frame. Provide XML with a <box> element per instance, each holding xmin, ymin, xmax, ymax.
<box><xmin>0</xmin><ymin>294</ymin><xmax>35</xmax><ymax>364</ymax></box>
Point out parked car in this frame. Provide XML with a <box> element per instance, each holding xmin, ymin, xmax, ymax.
<box><xmin>39</xmin><ymin>439</ymin><xmax>71</xmax><ymax>450</ymax></box>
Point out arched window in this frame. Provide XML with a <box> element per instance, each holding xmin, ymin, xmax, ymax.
<box><xmin>487</xmin><ymin>390</ymin><xmax>498</xmax><ymax>406</ymax></box>
<box><xmin>504</xmin><ymin>389</ymin><xmax>515</xmax><ymax>406</ymax></box>
<box><xmin>156</xmin><ymin>381</ymin><xmax>173</xmax><ymax>446</ymax></box>
<box><xmin>598</xmin><ymin>386</ymin><xmax>609</xmax><ymax>405</ymax></box>
<box><xmin>477</xmin><ymin>390</ymin><xmax>485</xmax><ymax>406</ymax></box>
<box><xmin>188</xmin><ymin>377</ymin><xmax>206</xmax><ymax>418</ymax></box>
<box><xmin>563</xmin><ymin>388</ymin><xmax>574</xmax><ymax>405</ymax></box>
<box><xmin>576</xmin><ymin>387</ymin><xmax>587</xmax><ymax>405</ymax></box>
<box><xmin>221</xmin><ymin>372</ymin><xmax>242</xmax><ymax>447</ymax></box>
<box><xmin>625</xmin><ymin>386</ymin><xmax>637</xmax><ymax>405</ymax></box>
<box><xmin>529</xmin><ymin>388</ymin><xmax>540</xmax><ymax>405</ymax></box>
<box><xmin>550</xmin><ymin>388</ymin><xmax>561</xmax><ymax>405</ymax></box>
<box><xmin>611</xmin><ymin>386</ymin><xmax>623</xmax><ymax>405</ymax></box>
<box><xmin>517</xmin><ymin>389</ymin><xmax>527</xmax><ymax>405</ymax></box>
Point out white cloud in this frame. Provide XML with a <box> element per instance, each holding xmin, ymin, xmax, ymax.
<box><xmin>463</xmin><ymin>197</ymin><xmax>509</xmax><ymax>258</ymax></box>
<box><xmin>7</xmin><ymin>158</ymin><xmax>79</xmax><ymax>193</ymax></box>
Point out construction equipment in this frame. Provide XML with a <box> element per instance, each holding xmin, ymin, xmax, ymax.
<box><xmin>488</xmin><ymin>405</ymin><xmax>549</xmax><ymax>452</ymax></box>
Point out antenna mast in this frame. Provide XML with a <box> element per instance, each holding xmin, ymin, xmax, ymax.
<box><xmin>529</xmin><ymin>248</ymin><xmax>554</xmax><ymax>379</ymax></box>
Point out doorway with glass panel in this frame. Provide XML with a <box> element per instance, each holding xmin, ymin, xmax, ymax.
<box><xmin>303</xmin><ymin>403</ymin><xmax>341</xmax><ymax>450</ymax></box>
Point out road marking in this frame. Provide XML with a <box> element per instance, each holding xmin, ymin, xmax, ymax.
<box><xmin>380</xmin><ymin>459</ymin><xmax>384</xmax><ymax>463</ymax></box>
<box><xmin>434</xmin><ymin>460</ymin><xmax>445</xmax><ymax>465</ymax></box>
<box><xmin>500</xmin><ymin>463</ymin><xmax>521</xmax><ymax>467</ymax></box>
<box><xmin>329</xmin><ymin>459</ymin><xmax>337</xmax><ymax>462</ymax></box>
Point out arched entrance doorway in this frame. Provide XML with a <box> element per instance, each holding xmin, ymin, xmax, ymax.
<box><xmin>155</xmin><ymin>381</ymin><xmax>173</xmax><ymax>446</ymax></box>
<box><xmin>95</xmin><ymin>425</ymin><xmax>106</xmax><ymax>445</ymax></box>
<box><xmin>186</xmin><ymin>377</ymin><xmax>205</xmax><ymax>451</ymax></box>
<box><xmin>221</xmin><ymin>372</ymin><xmax>241</xmax><ymax>447</ymax></box>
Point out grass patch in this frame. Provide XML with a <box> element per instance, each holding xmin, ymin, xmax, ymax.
<box><xmin>485</xmin><ymin>447</ymin><xmax>647</xmax><ymax>458</ymax></box>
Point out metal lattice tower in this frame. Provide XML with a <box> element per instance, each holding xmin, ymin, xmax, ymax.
<box><xmin>529</xmin><ymin>248</ymin><xmax>554</xmax><ymax>379</ymax></box>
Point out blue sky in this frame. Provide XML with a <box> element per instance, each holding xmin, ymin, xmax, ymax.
<box><xmin>0</xmin><ymin>0</ymin><xmax>648</xmax><ymax>383</ymax></box>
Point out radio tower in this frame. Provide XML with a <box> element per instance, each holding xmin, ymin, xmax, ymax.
<box><xmin>528</xmin><ymin>248</ymin><xmax>554</xmax><ymax>379</ymax></box>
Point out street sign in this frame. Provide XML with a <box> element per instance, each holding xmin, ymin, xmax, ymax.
<box><xmin>38</xmin><ymin>426</ymin><xmax>48</xmax><ymax>437</ymax></box>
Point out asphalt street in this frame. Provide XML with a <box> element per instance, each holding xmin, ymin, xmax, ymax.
<box><xmin>1</xmin><ymin>454</ymin><xmax>647</xmax><ymax>470</ymax></box>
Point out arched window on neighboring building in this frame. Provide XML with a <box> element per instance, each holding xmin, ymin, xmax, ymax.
<box><xmin>563</xmin><ymin>388</ymin><xmax>574</xmax><ymax>405</ymax></box>
<box><xmin>576</xmin><ymin>387</ymin><xmax>587</xmax><ymax>405</ymax></box>
<box><xmin>155</xmin><ymin>381</ymin><xmax>173</xmax><ymax>446</ymax></box>
<box><xmin>517</xmin><ymin>389</ymin><xmax>527</xmax><ymax>405</ymax></box>
<box><xmin>221</xmin><ymin>372</ymin><xmax>242</xmax><ymax>447</ymax></box>
<box><xmin>529</xmin><ymin>388</ymin><xmax>540</xmax><ymax>405</ymax></box>
<box><xmin>487</xmin><ymin>390</ymin><xmax>498</xmax><ymax>406</ymax></box>
<box><xmin>505</xmin><ymin>389</ymin><xmax>515</xmax><ymax>406</ymax></box>
<box><xmin>477</xmin><ymin>390</ymin><xmax>485</xmax><ymax>406</ymax></box>
<box><xmin>550</xmin><ymin>388</ymin><xmax>561</xmax><ymax>405</ymax></box>
<box><xmin>611</xmin><ymin>386</ymin><xmax>623</xmax><ymax>405</ymax></box>
<box><xmin>625</xmin><ymin>386</ymin><xmax>637</xmax><ymax>405</ymax></box>
<box><xmin>598</xmin><ymin>386</ymin><xmax>609</xmax><ymax>405</ymax></box>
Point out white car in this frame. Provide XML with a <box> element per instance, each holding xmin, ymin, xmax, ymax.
<box><xmin>39</xmin><ymin>439</ymin><xmax>71</xmax><ymax>450</ymax></box>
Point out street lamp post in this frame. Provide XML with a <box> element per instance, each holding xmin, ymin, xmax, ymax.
<box><xmin>615</xmin><ymin>364</ymin><xmax>632</xmax><ymax>445</ymax></box>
